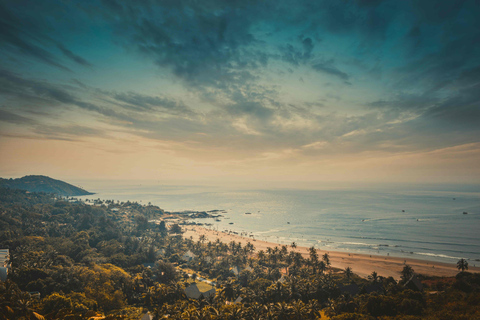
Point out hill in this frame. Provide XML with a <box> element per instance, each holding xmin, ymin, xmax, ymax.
<box><xmin>0</xmin><ymin>175</ymin><xmax>94</xmax><ymax>196</ymax></box>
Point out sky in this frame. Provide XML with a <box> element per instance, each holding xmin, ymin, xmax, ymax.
<box><xmin>0</xmin><ymin>0</ymin><xmax>479</xmax><ymax>186</ymax></box>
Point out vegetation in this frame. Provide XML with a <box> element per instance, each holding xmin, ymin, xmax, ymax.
<box><xmin>0</xmin><ymin>175</ymin><xmax>93</xmax><ymax>196</ymax></box>
<box><xmin>457</xmin><ymin>258</ymin><xmax>468</xmax><ymax>273</ymax></box>
<box><xmin>0</xmin><ymin>187</ymin><xmax>478</xmax><ymax>319</ymax></box>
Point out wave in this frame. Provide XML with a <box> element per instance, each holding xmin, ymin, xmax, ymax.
<box><xmin>340</xmin><ymin>242</ymin><xmax>373</xmax><ymax>247</ymax></box>
<box><xmin>348</xmin><ymin>235</ymin><xmax>480</xmax><ymax>249</ymax></box>
<box><xmin>414</xmin><ymin>252</ymin><xmax>463</xmax><ymax>260</ymax></box>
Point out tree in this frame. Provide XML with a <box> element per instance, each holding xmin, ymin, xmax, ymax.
<box><xmin>153</xmin><ymin>261</ymin><xmax>178</xmax><ymax>284</ymax></box>
<box><xmin>368</xmin><ymin>271</ymin><xmax>379</xmax><ymax>283</ymax></box>
<box><xmin>290</xmin><ymin>242</ymin><xmax>297</xmax><ymax>250</ymax></box>
<box><xmin>457</xmin><ymin>258</ymin><xmax>468</xmax><ymax>272</ymax></box>
<box><xmin>257</xmin><ymin>250</ymin><xmax>266</xmax><ymax>264</ymax></box>
<box><xmin>401</xmin><ymin>264</ymin><xmax>414</xmax><ymax>282</ymax></box>
<box><xmin>169</xmin><ymin>224</ymin><xmax>183</xmax><ymax>234</ymax></box>
<box><xmin>322</xmin><ymin>253</ymin><xmax>331</xmax><ymax>267</ymax></box>
<box><xmin>344</xmin><ymin>267</ymin><xmax>353</xmax><ymax>281</ymax></box>
<box><xmin>309</xmin><ymin>247</ymin><xmax>318</xmax><ymax>264</ymax></box>
<box><xmin>158</xmin><ymin>221</ymin><xmax>167</xmax><ymax>236</ymax></box>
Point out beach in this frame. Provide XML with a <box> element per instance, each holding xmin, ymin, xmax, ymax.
<box><xmin>79</xmin><ymin>183</ymin><xmax>480</xmax><ymax>266</ymax></box>
<box><xmin>184</xmin><ymin>225</ymin><xmax>480</xmax><ymax>280</ymax></box>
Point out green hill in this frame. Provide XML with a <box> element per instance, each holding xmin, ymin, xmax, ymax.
<box><xmin>0</xmin><ymin>175</ymin><xmax>94</xmax><ymax>196</ymax></box>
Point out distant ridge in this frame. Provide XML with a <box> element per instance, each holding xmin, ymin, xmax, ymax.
<box><xmin>0</xmin><ymin>175</ymin><xmax>94</xmax><ymax>196</ymax></box>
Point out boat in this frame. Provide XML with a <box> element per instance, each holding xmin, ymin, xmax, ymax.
<box><xmin>245</xmin><ymin>212</ymin><xmax>252</xmax><ymax>215</ymax></box>
<box><xmin>463</xmin><ymin>212</ymin><xmax>468</xmax><ymax>214</ymax></box>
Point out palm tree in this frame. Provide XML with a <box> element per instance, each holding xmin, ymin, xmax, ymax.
<box><xmin>401</xmin><ymin>264</ymin><xmax>414</xmax><ymax>282</ymax></box>
<box><xmin>368</xmin><ymin>271</ymin><xmax>379</xmax><ymax>283</ymax></box>
<box><xmin>280</xmin><ymin>245</ymin><xmax>288</xmax><ymax>261</ymax></box>
<box><xmin>344</xmin><ymin>267</ymin><xmax>353</xmax><ymax>281</ymax></box>
<box><xmin>457</xmin><ymin>258</ymin><xmax>469</xmax><ymax>272</ymax></box>
<box><xmin>318</xmin><ymin>261</ymin><xmax>327</xmax><ymax>274</ymax></box>
<box><xmin>290</xmin><ymin>242</ymin><xmax>297</xmax><ymax>250</ymax></box>
<box><xmin>257</xmin><ymin>250</ymin><xmax>266</xmax><ymax>265</ymax></box>
<box><xmin>245</xmin><ymin>242</ymin><xmax>255</xmax><ymax>254</ymax></box>
<box><xmin>308</xmin><ymin>247</ymin><xmax>318</xmax><ymax>272</ymax></box>
<box><xmin>322</xmin><ymin>253</ymin><xmax>331</xmax><ymax>267</ymax></box>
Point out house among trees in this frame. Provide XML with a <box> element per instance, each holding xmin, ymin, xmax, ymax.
<box><xmin>230</xmin><ymin>265</ymin><xmax>253</xmax><ymax>277</ymax></box>
<box><xmin>0</xmin><ymin>249</ymin><xmax>9</xmax><ymax>266</ymax></box>
<box><xmin>182</xmin><ymin>250</ymin><xmax>196</xmax><ymax>262</ymax></box>
<box><xmin>404</xmin><ymin>274</ymin><xmax>423</xmax><ymax>291</ymax></box>
<box><xmin>140</xmin><ymin>311</ymin><xmax>153</xmax><ymax>320</ymax></box>
<box><xmin>0</xmin><ymin>249</ymin><xmax>9</xmax><ymax>282</ymax></box>
<box><xmin>184</xmin><ymin>283</ymin><xmax>216</xmax><ymax>299</ymax></box>
<box><xmin>278</xmin><ymin>275</ymin><xmax>288</xmax><ymax>283</ymax></box>
<box><xmin>226</xmin><ymin>296</ymin><xmax>243</xmax><ymax>305</ymax></box>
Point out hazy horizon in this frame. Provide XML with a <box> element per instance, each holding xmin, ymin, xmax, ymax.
<box><xmin>1</xmin><ymin>1</ymin><xmax>479</xmax><ymax>185</ymax></box>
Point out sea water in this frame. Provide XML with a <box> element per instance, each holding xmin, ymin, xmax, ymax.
<box><xmin>76</xmin><ymin>181</ymin><xmax>480</xmax><ymax>265</ymax></box>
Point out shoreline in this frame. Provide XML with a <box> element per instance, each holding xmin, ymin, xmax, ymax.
<box><xmin>184</xmin><ymin>225</ymin><xmax>480</xmax><ymax>280</ymax></box>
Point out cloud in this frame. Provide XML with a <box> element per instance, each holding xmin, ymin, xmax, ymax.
<box><xmin>0</xmin><ymin>109</ymin><xmax>36</xmax><ymax>125</ymax></box>
<box><xmin>0</xmin><ymin>2</ymin><xmax>91</xmax><ymax>71</ymax></box>
<box><xmin>98</xmin><ymin>0</ymin><xmax>264</xmax><ymax>91</ymax></box>
<box><xmin>279</xmin><ymin>36</ymin><xmax>315</xmax><ymax>66</ymax></box>
<box><xmin>0</xmin><ymin>69</ymin><xmax>130</xmax><ymax>123</ymax></box>
<box><xmin>1</xmin><ymin>0</ymin><xmax>480</xmax><ymax>167</ymax></box>
<box><xmin>110</xmin><ymin>91</ymin><xmax>197</xmax><ymax>117</ymax></box>
<box><xmin>33</xmin><ymin>124</ymin><xmax>106</xmax><ymax>141</ymax></box>
<box><xmin>56</xmin><ymin>43</ymin><xmax>93</xmax><ymax>67</ymax></box>
<box><xmin>410</xmin><ymin>0</ymin><xmax>468</xmax><ymax>24</ymax></box>
<box><xmin>425</xmin><ymin>83</ymin><xmax>480</xmax><ymax>128</ymax></box>
<box><xmin>0</xmin><ymin>19</ymin><xmax>70</xmax><ymax>72</ymax></box>
<box><xmin>312</xmin><ymin>60</ymin><xmax>350</xmax><ymax>81</ymax></box>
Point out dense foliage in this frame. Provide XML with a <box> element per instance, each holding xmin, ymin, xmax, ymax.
<box><xmin>0</xmin><ymin>175</ymin><xmax>93</xmax><ymax>196</ymax></box>
<box><xmin>0</xmin><ymin>187</ymin><xmax>479</xmax><ymax>319</ymax></box>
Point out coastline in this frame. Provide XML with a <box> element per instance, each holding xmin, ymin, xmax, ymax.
<box><xmin>184</xmin><ymin>225</ymin><xmax>480</xmax><ymax>280</ymax></box>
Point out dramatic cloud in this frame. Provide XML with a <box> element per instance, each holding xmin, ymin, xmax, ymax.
<box><xmin>0</xmin><ymin>0</ymin><xmax>479</xmax><ymax>182</ymax></box>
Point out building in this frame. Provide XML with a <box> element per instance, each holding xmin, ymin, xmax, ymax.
<box><xmin>184</xmin><ymin>283</ymin><xmax>216</xmax><ymax>299</ymax></box>
<box><xmin>230</xmin><ymin>265</ymin><xmax>253</xmax><ymax>277</ymax></box>
<box><xmin>0</xmin><ymin>249</ymin><xmax>10</xmax><ymax>282</ymax></box>
<box><xmin>0</xmin><ymin>249</ymin><xmax>9</xmax><ymax>267</ymax></box>
<box><xmin>182</xmin><ymin>250</ymin><xmax>196</xmax><ymax>262</ymax></box>
<box><xmin>140</xmin><ymin>312</ymin><xmax>153</xmax><ymax>320</ymax></box>
<box><xmin>404</xmin><ymin>274</ymin><xmax>423</xmax><ymax>291</ymax></box>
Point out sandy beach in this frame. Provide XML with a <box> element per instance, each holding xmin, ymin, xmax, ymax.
<box><xmin>184</xmin><ymin>225</ymin><xmax>480</xmax><ymax>280</ymax></box>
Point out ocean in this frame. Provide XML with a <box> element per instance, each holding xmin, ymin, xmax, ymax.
<box><xmin>75</xmin><ymin>181</ymin><xmax>480</xmax><ymax>265</ymax></box>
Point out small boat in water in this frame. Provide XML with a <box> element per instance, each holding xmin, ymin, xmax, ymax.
<box><xmin>463</xmin><ymin>212</ymin><xmax>468</xmax><ymax>214</ymax></box>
